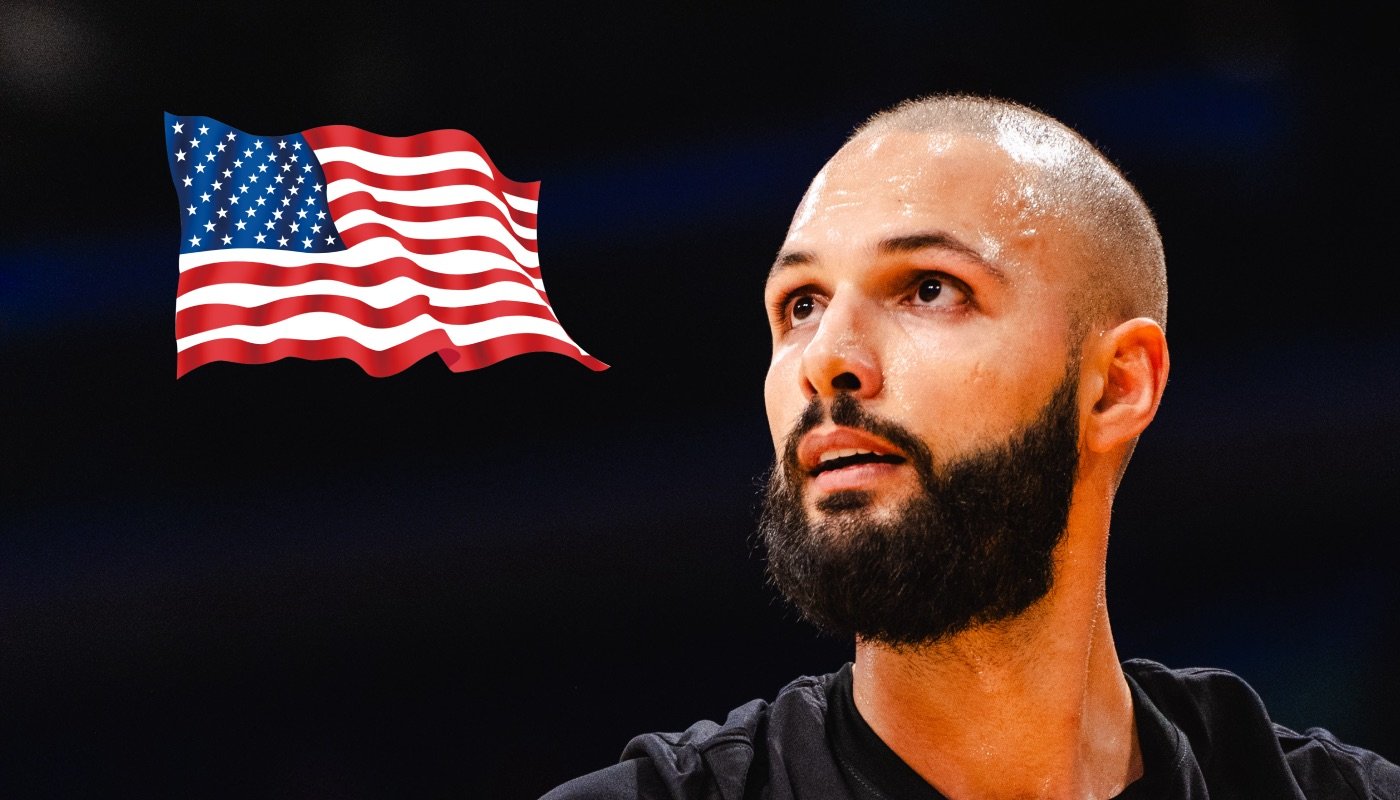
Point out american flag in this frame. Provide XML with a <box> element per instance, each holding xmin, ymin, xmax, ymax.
<box><xmin>165</xmin><ymin>113</ymin><xmax>607</xmax><ymax>377</ymax></box>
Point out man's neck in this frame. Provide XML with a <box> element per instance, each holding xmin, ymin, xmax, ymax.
<box><xmin>850</xmin><ymin>552</ymin><xmax>1140</xmax><ymax>799</ymax></box>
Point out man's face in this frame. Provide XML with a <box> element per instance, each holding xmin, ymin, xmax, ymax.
<box><xmin>759</xmin><ymin>130</ymin><xmax>1087</xmax><ymax>644</ymax></box>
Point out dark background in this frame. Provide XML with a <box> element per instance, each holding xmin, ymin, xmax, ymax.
<box><xmin>3</xmin><ymin>2</ymin><xmax>1396</xmax><ymax>797</ymax></box>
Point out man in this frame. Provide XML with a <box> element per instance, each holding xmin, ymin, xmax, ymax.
<box><xmin>544</xmin><ymin>94</ymin><xmax>1399</xmax><ymax>799</ymax></box>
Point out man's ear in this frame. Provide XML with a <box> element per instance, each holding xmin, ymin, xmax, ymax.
<box><xmin>1084</xmin><ymin>318</ymin><xmax>1169</xmax><ymax>453</ymax></box>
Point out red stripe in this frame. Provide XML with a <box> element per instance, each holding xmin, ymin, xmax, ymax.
<box><xmin>177</xmin><ymin>331</ymin><xmax>608</xmax><ymax>377</ymax></box>
<box><xmin>337</xmin><ymin>223</ymin><xmax>541</xmax><ymax>274</ymax></box>
<box><xmin>177</xmin><ymin>260</ymin><xmax>547</xmax><ymax>303</ymax></box>
<box><xmin>176</xmin><ymin>296</ymin><xmax>558</xmax><ymax>337</ymax></box>
<box><xmin>303</xmin><ymin>125</ymin><xmax>537</xmax><ymax>197</ymax></box>
<box><xmin>318</xmin><ymin>161</ymin><xmax>538</xmax><ymax>232</ymax></box>
<box><xmin>329</xmin><ymin>191</ymin><xmax>538</xmax><ymax>254</ymax></box>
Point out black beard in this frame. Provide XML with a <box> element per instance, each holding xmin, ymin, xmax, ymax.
<box><xmin>757</xmin><ymin>367</ymin><xmax>1081</xmax><ymax>648</ymax></box>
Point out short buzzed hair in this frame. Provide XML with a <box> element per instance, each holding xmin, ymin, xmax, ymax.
<box><xmin>851</xmin><ymin>94</ymin><xmax>1167</xmax><ymax>334</ymax></box>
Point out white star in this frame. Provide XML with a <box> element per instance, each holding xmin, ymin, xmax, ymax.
<box><xmin>255</xmin><ymin>232</ymin><xmax>266</xmax><ymax>244</ymax></box>
<box><xmin>236</xmin><ymin>220</ymin><xmax>247</xmax><ymax>230</ymax></box>
<box><xmin>265</xmin><ymin>220</ymin><xmax>276</xmax><ymax>230</ymax></box>
<box><xmin>313</xmin><ymin>183</ymin><xmax>323</xmax><ymax>192</ymax></box>
<box><xmin>303</xmin><ymin>164</ymin><xmax>312</xmax><ymax>173</ymax></box>
<box><xmin>265</xmin><ymin>185</ymin><xmax>275</xmax><ymax>195</ymax></box>
<box><xmin>216</xmin><ymin>142</ymin><xmax>226</xmax><ymax>153</ymax></box>
<box><xmin>274</xmin><ymin>174</ymin><xmax>284</xmax><ymax>184</ymax></box>
<box><xmin>229</xmin><ymin>195</ymin><xmax>240</xmax><ymax>205</ymax></box>
<box><xmin>302</xmin><ymin>237</ymin><xmax>313</xmax><ymax>249</ymax></box>
<box><xmin>199</xmin><ymin>192</ymin><xmax>211</xmax><ymax>202</ymax></box>
<box><xmin>221</xmin><ymin>169</ymin><xmax>232</xmax><ymax>178</ymax></box>
<box><xmin>267</xmin><ymin>152</ymin><xmax>277</xmax><ymax>162</ymax></box>
<box><xmin>211</xmin><ymin>180</ymin><xmax>222</xmax><ymax>191</ymax></box>
<box><xmin>174</xmin><ymin>149</ymin><xmax>186</xmax><ymax>162</ymax></box>
<box><xmin>233</xmin><ymin>159</ymin><xmax>243</xmax><ymax>168</ymax></box>
<box><xmin>289</xmin><ymin>222</ymin><xmax>299</xmax><ymax>233</ymax></box>
<box><xmin>205</xmin><ymin>152</ymin><xmax>216</xmax><ymax>162</ymax></box>
<box><xmin>277</xmin><ymin>139</ymin><xmax>287</xmax><ymax>149</ymax></box>
<box><xmin>189</xmin><ymin>234</ymin><xmax>201</xmax><ymax>246</ymax></box>
<box><xmin>325</xmin><ymin>235</ymin><xmax>336</xmax><ymax>244</ymax></box>
<box><xmin>195</xmin><ymin>163</ymin><xmax>206</xmax><ymax>173</ymax></box>
<box><xmin>296</xmin><ymin>175</ymin><xmax>305</xmax><ymax>184</ymax></box>
<box><xmin>226</xmin><ymin>131</ymin><xmax>236</xmax><ymax>141</ymax></box>
<box><xmin>253</xmin><ymin>139</ymin><xmax>263</xmax><ymax>149</ymax></box>
<box><xmin>305</xmin><ymin>196</ymin><xmax>316</xmax><ymax>205</ymax></box>
<box><xmin>239</xmin><ymin>184</ymin><xmax>249</xmax><ymax>193</ymax></box>
<box><xmin>317</xmin><ymin>211</ymin><xmax>326</xmax><ymax>220</ymax></box>
<box><xmin>246</xmin><ymin>207</ymin><xmax>257</xmax><ymax>217</ymax></box>
<box><xmin>281</xmin><ymin>162</ymin><xmax>291</xmax><ymax>172</ymax></box>
<box><xmin>277</xmin><ymin>236</ymin><xmax>289</xmax><ymax>247</ymax></box>
<box><xmin>289</xmin><ymin>154</ymin><xmax>298</xmax><ymax>163</ymax></box>
<box><xmin>181</xmin><ymin>176</ymin><xmax>193</xmax><ymax>187</ymax></box>
<box><xmin>171</xmin><ymin>121</ymin><xmax>184</xmax><ymax>134</ymax></box>
<box><xmin>258</xmin><ymin>163</ymin><xmax>268</xmax><ymax>173</ymax></box>
<box><xmin>256</xmin><ymin>197</ymin><xmax>266</xmax><ymax>206</ymax></box>
<box><xmin>288</xmin><ymin>186</ymin><xmax>299</xmax><ymax>196</ymax></box>
<box><xmin>186</xmin><ymin>204</ymin><xmax>197</xmax><ymax>215</ymax></box>
<box><xmin>249</xmin><ymin>174</ymin><xmax>259</xmax><ymax>183</ymax></box>
<box><xmin>272</xmin><ymin>209</ymin><xmax>283</xmax><ymax>220</ymax></box>
<box><xmin>281</xmin><ymin>197</ymin><xmax>291</xmax><ymax>207</ymax></box>
<box><xmin>203</xmin><ymin>221</ymin><xmax>215</xmax><ymax>232</ymax></box>
<box><xmin>296</xmin><ymin>209</ymin><xmax>307</xmax><ymax>219</ymax></box>
<box><xmin>189</xmin><ymin>138</ymin><xmax>200</xmax><ymax>149</ymax></box>
<box><xmin>292</xmin><ymin>141</ymin><xmax>302</xmax><ymax>150</ymax></box>
<box><xmin>216</xmin><ymin>207</ymin><xmax>228</xmax><ymax>218</ymax></box>
<box><xmin>221</xmin><ymin>234</ymin><xmax>232</xmax><ymax>245</ymax></box>
<box><xmin>243</xmin><ymin>148</ymin><xmax>253</xmax><ymax>158</ymax></box>
<box><xmin>198</xmin><ymin>124</ymin><xmax>209</xmax><ymax>135</ymax></box>
<box><xmin>311</xmin><ymin>224</ymin><xmax>321</xmax><ymax>233</ymax></box>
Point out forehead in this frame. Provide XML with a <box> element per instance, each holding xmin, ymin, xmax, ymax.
<box><xmin>780</xmin><ymin>130</ymin><xmax>1057</xmax><ymax>275</ymax></box>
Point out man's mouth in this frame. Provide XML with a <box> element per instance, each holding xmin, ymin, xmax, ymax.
<box><xmin>810</xmin><ymin>448</ymin><xmax>907</xmax><ymax>477</ymax></box>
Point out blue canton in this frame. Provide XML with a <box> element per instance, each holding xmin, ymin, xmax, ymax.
<box><xmin>164</xmin><ymin>113</ymin><xmax>344</xmax><ymax>255</ymax></box>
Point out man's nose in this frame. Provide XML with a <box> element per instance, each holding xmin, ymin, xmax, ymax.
<box><xmin>799</xmin><ymin>294</ymin><xmax>882</xmax><ymax>401</ymax></box>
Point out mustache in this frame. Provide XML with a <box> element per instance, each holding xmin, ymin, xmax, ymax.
<box><xmin>781</xmin><ymin>393</ymin><xmax>935</xmax><ymax>477</ymax></box>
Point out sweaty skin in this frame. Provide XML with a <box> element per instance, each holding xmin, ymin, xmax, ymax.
<box><xmin>763</xmin><ymin>129</ymin><xmax>1169</xmax><ymax>799</ymax></box>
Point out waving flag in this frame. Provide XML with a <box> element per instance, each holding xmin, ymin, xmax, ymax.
<box><xmin>164</xmin><ymin>113</ymin><xmax>607</xmax><ymax>377</ymax></box>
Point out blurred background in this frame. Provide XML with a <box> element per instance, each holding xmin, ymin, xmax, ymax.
<box><xmin>3</xmin><ymin>2</ymin><xmax>1396</xmax><ymax>797</ymax></box>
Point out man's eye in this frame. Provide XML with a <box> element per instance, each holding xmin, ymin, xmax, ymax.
<box><xmin>917</xmin><ymin>278</ymin><xmax>943</xmax><ymax>303</ymax></box>
<box><xmin>785</xmin><ymin>294</ymin><xmax>824</xmax><ymax>326</ymax></box>
<box><xmin>912</xmin><ymin>275</ymin><xmax>968</xmax><ymax>307</ymax></box>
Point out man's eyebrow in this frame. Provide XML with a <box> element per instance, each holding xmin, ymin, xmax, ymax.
<box><xmin>768</xmin><ymin>250</ymin><xmax>813</xmax><ymax>278</ymax></box>
<box><xmin>768</xmin><ymin>232</ymin><xmax>1008</xmax><ymax>282</ymax></box>
<box><xmin>878</xmin><ymin>232</ymin><xmax>1008</xmax><ymax>282</ymax></box>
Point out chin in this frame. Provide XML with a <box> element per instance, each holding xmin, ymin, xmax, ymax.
<box><xmin>814</xmin><ymin>489</ymin><xmax>875</xmax><ymax>514</ymax></box>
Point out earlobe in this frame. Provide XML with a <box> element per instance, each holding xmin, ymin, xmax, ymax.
<box><xmin>1085</xmin><ymin>319</ymin><xmax>1169</xmax><ymax>453</ymax></box>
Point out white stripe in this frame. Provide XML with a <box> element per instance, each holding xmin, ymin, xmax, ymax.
<box><xmin>177</xmin><ymin>239</ymin><xmax>545</xmax><ymax>292</ymax></box>
<box><xmin>326</xmin><ymin>178</ymin><xmax>537</xmax><ymax>240</ymax></box>
<box><xmin>333</xmin><ymin>209</ymin><xmax>539</xmax><ymax>267</ymax></box>
<box><xmin>176</xmin><ymin>276</ymin><xmax>548</xmax><ymax>311</ymax></box>
<box><xmin>503</xmin><ymin>194</ymin><xmax>537</xmax><ymax>213</ymax></box>
<box><xmin>176</xmin><ymin>312</ymin><xmax>587</xmax><ymax>353</ymax></box>
<box><xmin>313</xmin><ymin>146</ymin><xmax>493</xmax><ymax>178</ymax></box>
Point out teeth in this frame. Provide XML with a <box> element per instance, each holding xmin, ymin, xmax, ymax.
<box><xmin>819</xmin><ymin>448</ymin><xmax>878</xmax><ymax>463</ymax></box>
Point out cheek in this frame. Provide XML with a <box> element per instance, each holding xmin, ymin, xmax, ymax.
<box><xmin>764</xmin><ymin>355</ymin><xmax>796</xmax><ymax>451</ymax></box>
<box><xmin>879</xmin><ymin>336</ymin><xmax>1030</xmax><ymax>446</ymax></box>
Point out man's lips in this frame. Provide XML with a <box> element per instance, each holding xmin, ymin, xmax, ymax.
<box><xmin>797</xmin><ymin>427</ymin><xmax>909</xmax><ymax>478</ymax></box>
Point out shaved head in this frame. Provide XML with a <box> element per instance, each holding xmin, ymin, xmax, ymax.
<box><xmin>846</xmin><ymin>93</ymin><xmax>1167</xmax><ymax>334</ymax></box>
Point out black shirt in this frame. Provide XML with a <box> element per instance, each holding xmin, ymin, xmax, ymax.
<box><xmin>543</xmin><ymin>659</ymin><xmax>1400</xmax><ymax>799</ymax></box>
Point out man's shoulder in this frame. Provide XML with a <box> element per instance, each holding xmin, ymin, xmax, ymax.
<box><xmin>1123</xmin><ymin>658</ymin><xmax>1400</xmax><ymax>798</ymax></box>
<box><xmin>541</xmin><ymin>670</ymin><xmax>847</xmax><ymax>800</ymax></box>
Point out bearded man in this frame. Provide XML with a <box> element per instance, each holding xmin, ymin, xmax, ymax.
<box><xmin>543</xmin><ymin>94</ymin><xmax>1399</xmax><ymax>800</ymax></box>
